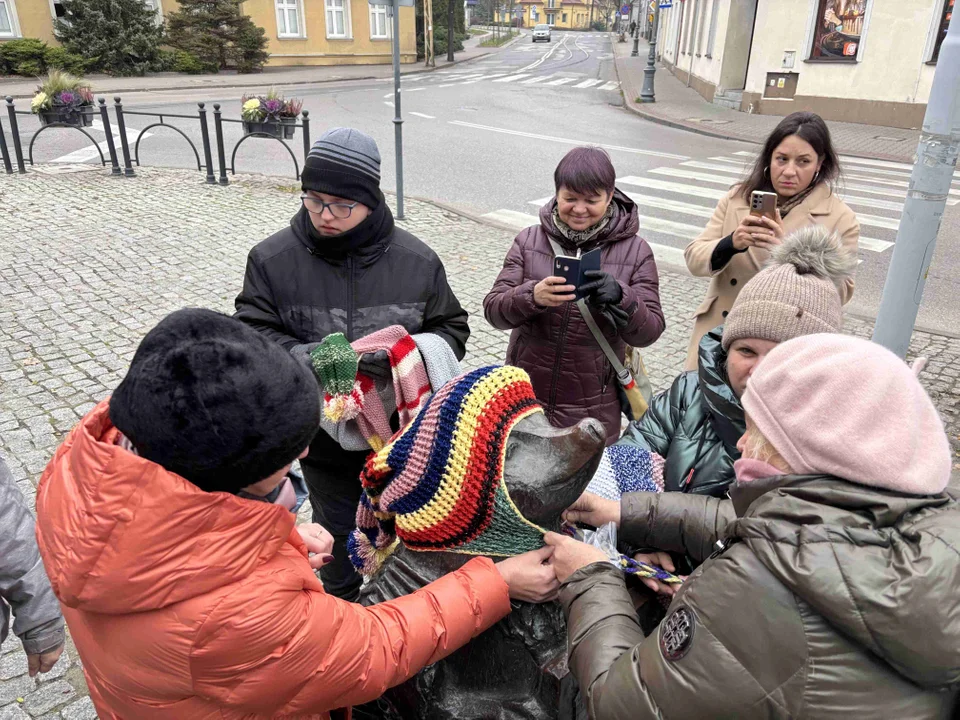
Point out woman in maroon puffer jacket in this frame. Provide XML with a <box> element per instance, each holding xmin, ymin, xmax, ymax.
<box><xmin>484</xmin><ymin>147</ymin><xmax>665</xmax><ymax>445</ymax></box>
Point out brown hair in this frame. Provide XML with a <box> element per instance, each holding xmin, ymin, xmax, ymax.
<box><xmin>739</xmin><ymin>112</ymin><xmax>840</xmax><ymax>201</ymax></box>
<box><xmin>554</xmin><ymin>146</ymin><xmax>616</xmax><ymax>196</ymax></box>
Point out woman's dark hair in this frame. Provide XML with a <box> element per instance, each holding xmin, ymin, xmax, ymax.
<box><xmin>739</xmin><ymin>112</ymin><xmax>840</xmax><ymax>200</ymax></box>
<box><xmin>554</xmin><ymin>146</ymin><xmax>616</xmax><ymax>196</ymax></box>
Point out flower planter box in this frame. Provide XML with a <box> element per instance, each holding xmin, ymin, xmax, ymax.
<box><xmin>242</xmin><ymin>120</ymin><xmax>284</xmax><ymax>139</ymax></box>
<box><xmin>38</xmin><ymin>106</ymin><xmax>94</xmax><ymax>128</ymax></box>
<box><xmin>280</xmin><ymin>116</ymin><xmax>297</xmax><ymax>139</ymax></box>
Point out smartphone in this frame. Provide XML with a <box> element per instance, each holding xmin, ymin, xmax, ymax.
<box><xmin>553</xmin><ymin>248</ymin><xmax>602</xmax><ymax>300</ymax></box>
<box><xmin>750</xmin><ymin>191</ymin><xmax>778</xmax><ymax>221</ymax></box>
<box><xmin>554</xmin><ymin>255</ymin><xmax>581</xmax><ymax>297</ymax></box>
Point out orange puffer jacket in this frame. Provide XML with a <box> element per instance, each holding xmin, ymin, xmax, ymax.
<box><xmin>34</xmin><ymin>401</ymin><xmax>510</xmax><ymax>719</ymax></box>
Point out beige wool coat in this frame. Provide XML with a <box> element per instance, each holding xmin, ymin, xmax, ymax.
<box><xmin>683</xmin><ymin>183</ymin><xmax>859</xmax><ymax>370</ymax></box>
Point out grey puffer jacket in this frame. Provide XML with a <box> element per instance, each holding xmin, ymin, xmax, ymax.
<box><xmin>0</xmin><ymin>454</ymin><xmax>64</xmax><ymax>656</ymax></box>
<box><xmin>560</xmin><ymin>474</ymin><xmax>960</xmax><ymax>719</ymax></box>
<box><xmin>616</xmin><ymin>326</ymin><xmax>743</xmax><ymax>496</ymax></box>
<box><xmin>483</xmin><ymin>191</ymin><xmax>665</xmax><ymax>444</ymax></box>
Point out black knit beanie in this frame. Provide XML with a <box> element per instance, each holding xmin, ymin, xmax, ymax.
<box><xmin>109</xmin><ymin>308</ymin><xmax>320</xmax><ymax>494</ymax></box>
<box><xmin>301</xmin><ymin>127</ymin><xmax>381</xmax><ymax>209</ymax></box>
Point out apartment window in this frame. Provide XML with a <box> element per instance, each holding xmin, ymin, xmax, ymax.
<box><xmin>562</xmin><ymin>11</ymin><xmax>566</xmax><ymax>21</ymax></box>
<box><xmin>276</xmin><ymin>0</ymin><xmax>302</xmax><ymax>37</ymax></box>
<box><xmin>809</xmin><ymin>0</ymin><xmax>867</xmax><ymax>61</ymax></box>
<box><xmin>0</xmin><ymin>0</ymin><xmax>19</xmax><ymax>36</ymax></box>
<box><xmin>325</xmin><ymin>0</ymin><xmax>351</xmax><ymax>38</ymax></box>
<box><xmin>932</xmin><ymin>0</ymin><xmax>953</xmax><ymax>62</ymax></box>
<box><xmin>546</xmin><ymin>0</ymin><xmax>554</xmax><ymax>9</ymax></box>
<box><xmin>705</xmin><ymin>0</ymin><xmax>719</xmax><ymax>56</ymax></box>
<box><xmin>695</xmin><ymin>0</ymin><xmax>707</xmax><ymax>55</ymax></box>
<box><xmin>546</xmin><ymin>11</ymin><xmax>554</xmax><ymax>24</ymax></box>
<box><xmin>50</xmin><ymin>0</ymin><xmax>65</xmax><ymax>17</ymax></box>
<box><xmin>685</xmin><ymin>0</ymin><xmax>697</xmax><ymax>54</ymax></box>
<box><xmin>369</xmin><ymin>3</ymin><xmax>389</xmax><ymax>38</ymax></box>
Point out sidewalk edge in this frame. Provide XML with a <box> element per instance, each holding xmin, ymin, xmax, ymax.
<box><xmin>4</xmin><ymin>35</ymin><xmax>524</xmax><ymax>100</ymax></box>
<box><xmin>610</xmin><ymin>45</ymin><xmax>916</xmax><ymax>165</ymax></box>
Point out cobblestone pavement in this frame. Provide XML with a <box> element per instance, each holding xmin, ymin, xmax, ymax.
<box><xmin>0</xmin><ymin>166</ymin><xmax>958</xmax><ymax>716</ymax></box>
<box><xmin>612</xmin><ymin>37</ymin><xmax>922</xmax><ymax>163</ymax></box>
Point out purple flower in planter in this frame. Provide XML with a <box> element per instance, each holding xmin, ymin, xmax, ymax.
<box><xmin>57</xmin><ymin>91</ymin><xmax>77</xmax><ymax>105</ymax></box>
<box><xmin>263</xmin><ymin>98</ymin><xmax>283</xmax><ymax>116</ymax></box>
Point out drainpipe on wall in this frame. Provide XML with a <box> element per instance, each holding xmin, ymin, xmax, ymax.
<box><xmin>686</xmin><ymin>0</ymin><xmax>695</xmax><ymax>87</ymax></box>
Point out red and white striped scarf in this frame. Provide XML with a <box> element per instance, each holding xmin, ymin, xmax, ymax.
<box><xmin>348</xmin><ymin>326</ymin><xmax>432</xmax><ymax>452</ymax></box>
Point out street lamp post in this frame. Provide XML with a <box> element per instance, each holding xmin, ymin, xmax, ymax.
<box><xmin>638</xmin><ymin>0</ymin><xmax>660</xmax><ymax>102</ymax></box>
<box><xmin>630</xmin><ymin>0</ymin><xmax>640</xmax><ymax>56</ymax></box>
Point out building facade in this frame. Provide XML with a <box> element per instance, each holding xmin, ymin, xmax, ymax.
<box><xmin>655</xmin><ymin>0</ymin><xmax>953</xmax><ymax>129</ymax></box>
<box><xmin>497</xmin><ymin>0</ymin><xmax>593</xmax><ymax>29</ymax></box>
<box><xmin>0</xmin><ymin>0</ymin><xmax>416</xmax><ymax>66</ymax></box>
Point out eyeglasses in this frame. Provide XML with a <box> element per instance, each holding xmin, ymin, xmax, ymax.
<box><xmin>300</xmin><ymin>194</ymin><xmax>358</xmax><ymax>219</ymax></box>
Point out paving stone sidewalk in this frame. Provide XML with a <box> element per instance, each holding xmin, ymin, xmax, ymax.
<box><xmin>0</xmin><ymin>32</ymin><xmax>515</xmax><ymax>100</ymax></box>
<box><xmin>612</xmin><ymin>36</ymin><xmax>922</xmax><ymax>163</ymax></box>
<box><xmin>0</xmin><ymin>166</ymin><xmax>958</xmax><ymax>717</ymax></box>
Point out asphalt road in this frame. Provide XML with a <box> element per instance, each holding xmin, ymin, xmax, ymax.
<box><xmin>11</xmin><ymin>31</ymin><xmax>960</xmax><ymax>336</ymax></box>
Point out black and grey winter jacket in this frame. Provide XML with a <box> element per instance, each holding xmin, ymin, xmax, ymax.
<box><xmin>235</xmin><ymin>199</ymin><xmax>470</xmax><ymax>360</ymax></box>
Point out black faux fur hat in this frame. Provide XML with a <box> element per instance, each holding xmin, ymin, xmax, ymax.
<box><xmin>109</xmin><ymin>308</ymin><xmax>320</xmax><ymax>493</ymax></box>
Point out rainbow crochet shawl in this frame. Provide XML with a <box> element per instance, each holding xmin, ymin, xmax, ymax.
<box><xmin>348</xmin><ymin>365</ymin><xmax>547</xmax><ymax>575</ymax></box>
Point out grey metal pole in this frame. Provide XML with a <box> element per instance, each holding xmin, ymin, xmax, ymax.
<box><xmin>631</xmin><ymin>0</ymin><xmax>639</xmax><ymax>56</ymax></box>
<box><xmin>638</xmin><ymin>0</ymin><xmax>659</xmax><ymax>102</ymax></box>
<box><xmin>872</xmin><ymin>12</ymin><xmax>959</xmax><ymax>357</ymax></box>
<box><xmin>391</xmin><ymin>3</ymin><xmax>405</xmax><ymax>220</ymax></box>
<box><xmin>447</xmin><ymin>0</ymin><xmax>455</xmax><ymax>61</ymax></box>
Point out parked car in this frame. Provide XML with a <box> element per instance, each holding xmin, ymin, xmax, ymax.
<box><xmin>533</xmin><ymin>24</ymin><xmax>551</xmax><ymax>42</ymax></box>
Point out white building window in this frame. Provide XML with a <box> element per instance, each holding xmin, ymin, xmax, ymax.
<box><xmin>546</xmin><ymin>11</ymin><xmax>554</xmax><ymax>24</ymax></box>
<box><xmin>0</xmin><ymin>0</ymin><xmax>20</xmax><ymax>36</ymax></box>
<box><xmin>686</xmin><ymin>0</ymin><xmax>698</xmax><ymax>55</ymax></box>
<box><xmin>369</xmin><ymin>3</ymin><xmax>389</xmax><ymax>38</ymax></box>
<box><xmin>325</xmin><ymin>0</ymin><xmax>352</xmax><ymax>38</ymax></box>
<box><xmin>705</xmin><ymin>0</ymin><xmax>719</xmax><ymax>56</ymax></box>
<box><xmin>695</xmin><ymin>0</ymin><xmax>708</xmax><ymax>55</ymax></box>
<box><xmin>276</xmin><ymin>0</ymin><xmax>303</xmax><ymax>37</ymax></box>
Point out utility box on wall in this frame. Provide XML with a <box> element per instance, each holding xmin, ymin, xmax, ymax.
<box><xmin>764</xmin><ymin>72</ymin><xmax>799</xmax><ymax>99</ymax></box>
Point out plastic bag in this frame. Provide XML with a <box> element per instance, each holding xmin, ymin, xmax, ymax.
<box><xmin>565</xmin><ymin>521</ymin><xmax>682</xmax><ymax>586</ymax></box>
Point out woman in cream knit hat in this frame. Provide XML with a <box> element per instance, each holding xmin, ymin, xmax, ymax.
<box><xmin>613</xmin><ymin>224</ymin><xmax>857</xmax><ymax>499</ymax></box>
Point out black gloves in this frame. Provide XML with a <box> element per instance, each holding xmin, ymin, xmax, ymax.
<box><xmin>599</xmin><ymin>304</ymin><xmax>630</xmax><ymax>330</ymax></box>
<box><xmin>358</xmin><ymin>350</ymin><xmax>392</xmax><ymax>383</ymax></box>
<box><xmin>580</xmin><ymin>270</ymin><xmax>623</xmax><ymax>306</ymax></box>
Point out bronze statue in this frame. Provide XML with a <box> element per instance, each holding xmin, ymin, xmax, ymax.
<box><xmin>354</xmin><ymin>412</ymin><xmax>605</xmax><ymax>720</ymax></box>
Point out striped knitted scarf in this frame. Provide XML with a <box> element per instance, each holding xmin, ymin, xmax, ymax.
<box><xmin>311</xmin><ymin>326</ymin><xmax>431</xmax><ymax>452</ymax></box>
<box><xmin>348</xmin><ymin>366</ymin><xmax>547</xmax><ymax>575</ymax></box>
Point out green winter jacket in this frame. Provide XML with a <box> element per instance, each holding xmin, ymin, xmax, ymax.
<box><xmin>560</xmin><ymin>474</ymin><xmax>960</xmax><ymax>719</ymax></box>
<box><xmin>617</xmin><ymin>327</ymin><xmax>743</xmax><ymax>497</ymax></box>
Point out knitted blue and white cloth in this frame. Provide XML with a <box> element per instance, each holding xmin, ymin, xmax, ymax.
<box><xmin>587</xmin><ymin>444</ymin><xmax>663</xmax><ymax>501</ymax></box>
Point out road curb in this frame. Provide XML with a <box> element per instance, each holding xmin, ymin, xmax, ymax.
<box><xmin>3</xmin><ymin>36</ymin><xmax>524</xmax><ymax>100</ymax></box>
<box><xmin>610</xmin><ymin>45</ymin><xmax>917</xmax><ymax>165</ymax></box>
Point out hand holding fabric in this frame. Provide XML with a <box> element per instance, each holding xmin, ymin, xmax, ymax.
<box><xmin>579</xmin><ymin>270</ymin><xmax>623</xmax><ymax>307</ymax></box>
<box><xmin>543</xmin><ymin>532</ymin><xmax>609</xmax><ymax>584</ymax></box>
<box><xmin>358</xmin><ymin>350</ymin><xmax>392</xmax><ymax>383</ymax></box>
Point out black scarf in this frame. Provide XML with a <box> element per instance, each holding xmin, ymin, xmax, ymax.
<box><xmin>296</xmin><ymin>193</ymin><xmax>396</xmax><ymax>264</ymax></box>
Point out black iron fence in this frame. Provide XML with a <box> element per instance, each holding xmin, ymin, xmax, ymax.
<box><xmin>0</xmin><ymin>95</ymin><xmax>311</xmax><ymax>184</ymax></box>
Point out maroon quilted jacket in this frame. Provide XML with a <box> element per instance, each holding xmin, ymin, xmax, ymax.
<box><xmin>483</xmin><ymin>191</ymin><xmax>665</xmax><ymax>444</ymax></box>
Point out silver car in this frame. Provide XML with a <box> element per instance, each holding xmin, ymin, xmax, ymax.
<box><xmin>532</xmin><ymin>24</ymin><xmax>551</xmax><ymax>42</ymax></box>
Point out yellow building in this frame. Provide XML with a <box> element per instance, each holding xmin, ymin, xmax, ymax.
<box><xmin>0</xmin><ymin>0</ymin><xmax>416</xmax><ymax>66</ymax></box>
<box><xmin>498</xmin><ymin>0</ymin><xmax>592</xmax><ymax>30</ymax></box>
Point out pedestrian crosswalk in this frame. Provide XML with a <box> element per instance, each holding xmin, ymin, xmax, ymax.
<box><xmin>479</xmin><ymin>151</ymin><xmax>960</xmax><ymax>269</ymax></box>
<box><xmin>404</xmin><ymin>69</ymin><xmax>620</xmax><ymax>92</ymax></box>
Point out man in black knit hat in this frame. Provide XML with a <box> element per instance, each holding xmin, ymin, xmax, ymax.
<box><xmin>235</xmin><ymin>127</ymin><xmax>470</xmax><ymax>602</ymax></box>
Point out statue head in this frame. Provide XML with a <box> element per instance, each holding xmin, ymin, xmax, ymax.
<box><xmin>348</xmin><ymin>366</ymin><xmax>605</xmax><ymax>574</ymax></box>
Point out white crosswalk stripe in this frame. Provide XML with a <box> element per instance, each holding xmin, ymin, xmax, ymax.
<box><xmin>493</xmin><ymin>74</ymin><xmax>531</xmax><ymax>83</ymax></box>
<box><xmin>479</xmin><ymin>152</ymin><xmax>919</xmax><ymax>268</ymax></box>
<box><xmin>546</xmin><ymin>77</ymin><xmax>577</xmax><ymax>86</ymax></box>
<box><xmin>598</xmin><ymin>81</ymin><xmax>620</xmax><ymax>91</ymax></box>
<box><xmin>574</xmin><ymin>79</ymin><xmax>604</xmax><ymax>88</ymax></box>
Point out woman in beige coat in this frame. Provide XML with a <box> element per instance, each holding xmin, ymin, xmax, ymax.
<box><xmin>683</xmin><ymin>112</ymin><xmax>859</xmax><ymax>369</ymax></box>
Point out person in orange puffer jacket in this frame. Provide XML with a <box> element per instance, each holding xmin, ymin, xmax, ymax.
<box><xmin>33</xmin><ymin>308</ymin><xmax>557</xmax><ymax>720</ymax></box>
